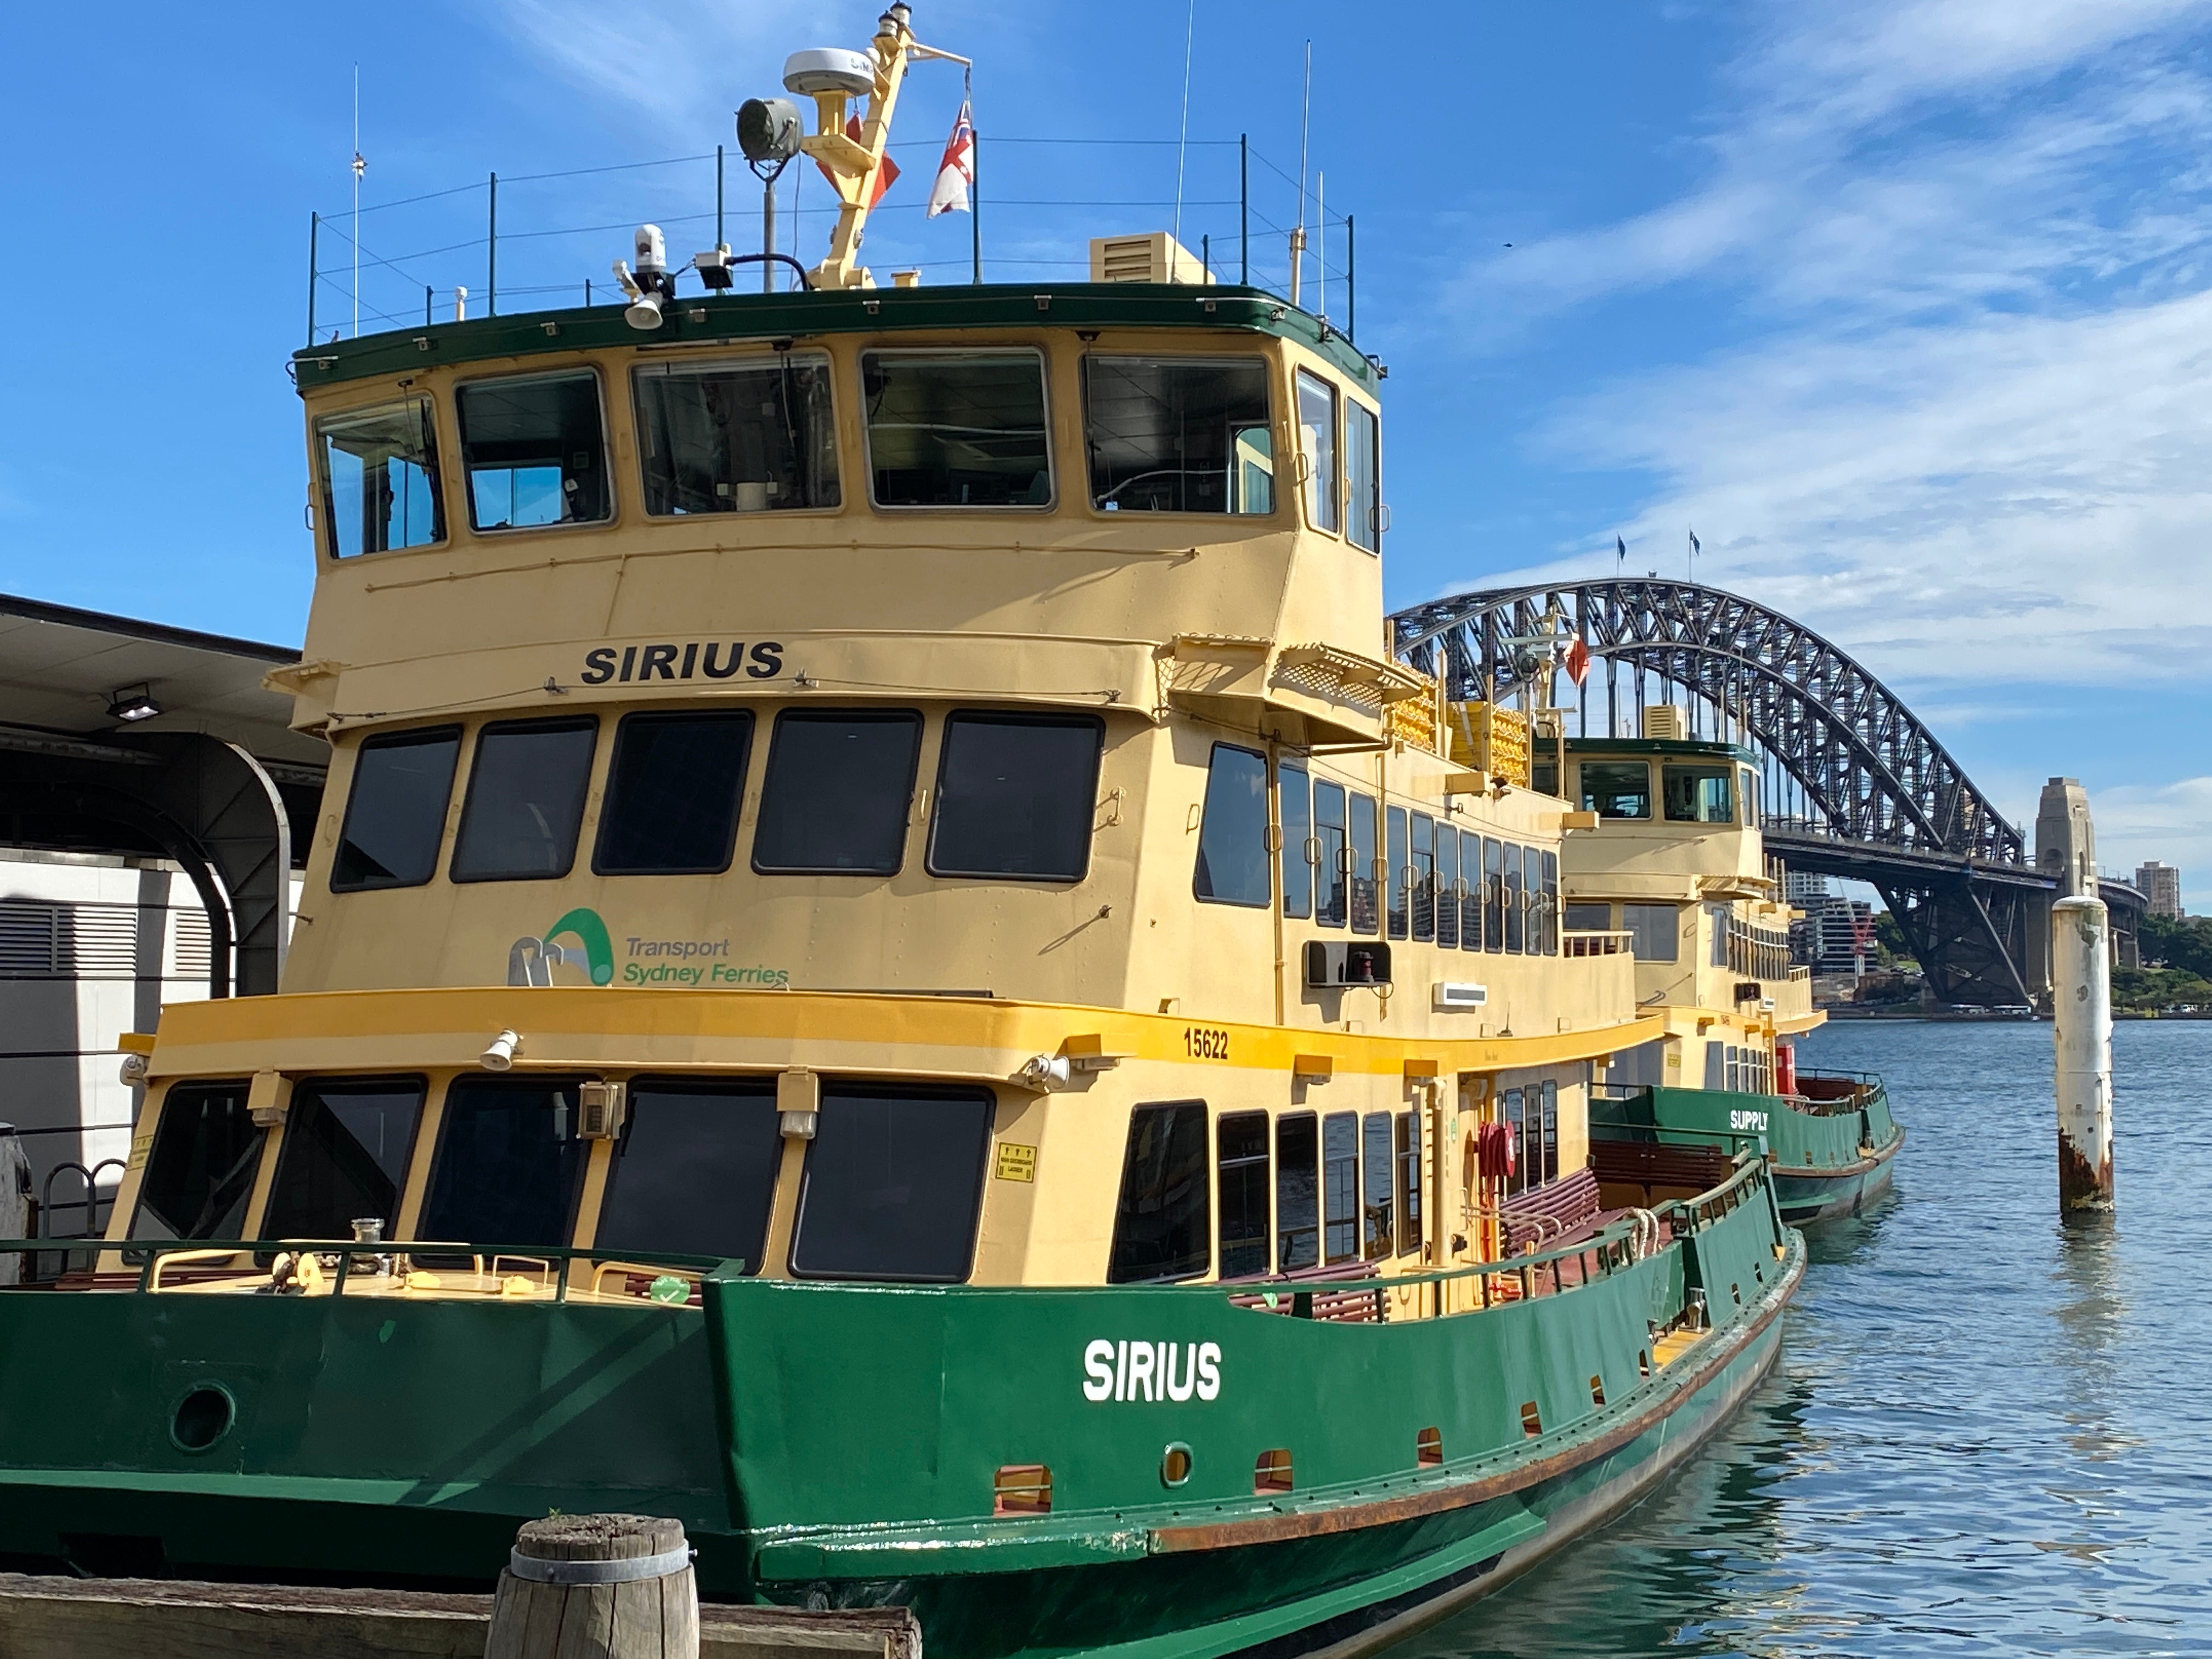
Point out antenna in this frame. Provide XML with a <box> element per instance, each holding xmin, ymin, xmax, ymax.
<box><xmin>1316</xmin><ymin>172</ymin><xmax>1324</xmax><ymax>319</ymax></box>
<box><xmin>351</xmin><ymin>65</ymin><xmax>364</xmax><ymax>339</ymax></box>
<box><xmin>1171</xmin><ymin>0</ymin><xmax>1197</xmax><ymax>281</ymax></box>
<box><xmin>1289</xmin><ymin>40</ymin><xmax>1311</xmax><ymax>307</ymax></box>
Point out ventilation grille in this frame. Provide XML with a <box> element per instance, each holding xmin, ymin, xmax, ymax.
<box><xmin>0</xmin><ymin>900</ymin><xmax>215</xmax><ymax>979</ymax></box>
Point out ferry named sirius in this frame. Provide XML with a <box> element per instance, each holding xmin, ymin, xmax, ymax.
<box><xmin>0</xmin><ymin>8</ymin><xmax>1899</xmax><ymax>1656</ymax></box>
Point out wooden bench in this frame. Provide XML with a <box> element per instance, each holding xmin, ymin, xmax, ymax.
<box><xmin>1227</xmin><ymin>1258</ymin><xmax>1385</xmax><ymax>1323</ymax></box>
<box><xmin>1592</xmin><ymin>1137</ymin><xmax>1733</xmax><ymax>1207</ymax></box>
<box><xmin>1500</xmin><ymin>1167</ymin><xmax>1603</xmax><ymax>1256</ymax></box>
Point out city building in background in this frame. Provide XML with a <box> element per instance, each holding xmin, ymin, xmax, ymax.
<box><xmin>2135</xmin><ymin>861</ymin><xmax>2183</xmax><ymax>919</ymax></box>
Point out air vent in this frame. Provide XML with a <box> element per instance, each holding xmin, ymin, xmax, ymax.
<box><xmin>1090</xmin><ymin>233</ymin><xmax>1212</xmax><ymax>285</ymax></box>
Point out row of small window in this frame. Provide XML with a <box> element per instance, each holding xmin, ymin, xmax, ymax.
<box><xmin>1718</xmin><ymin>914</ymin><xmax>1791</xmax><ymax>980</ymax></box>
<box><xmin>319</xmin><ymin>352</ymin><xmax>1382</xmax><ymax>558</ymax></box>
<box><xmin>1192</xmin><ymin>745</ymin><xmax>1565</xmax><ymax>952</ymax></box>
<box><xmin>334</xmin><ymin>706</ymin><xmax>1104</xmax><ymax>891</ymax></box>
<box><xmin>1577</xmin><ymin>761</ymin><xmax>1754</xmax><ymax>826</ymax></box>
<box><xmin>132</xmin><ymin>1073</ymin><xmax>995</xmax><ymax>1283</ymax></box>
<box><xmin>1105</xmin><ymin>1088</ymin><xmax>1563</xmax><ymax>1285</ymax></box>
<box><xmin>1706</xmin><ymin>1045</ymin><xmax>1774</xmax><ymax>1094</ymax></box>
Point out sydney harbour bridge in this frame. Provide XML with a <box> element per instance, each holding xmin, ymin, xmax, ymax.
<box><xmin>1389</xmin><ymin>579</ymin><xmax>2143</xmax><ymax>1008</ymax></box>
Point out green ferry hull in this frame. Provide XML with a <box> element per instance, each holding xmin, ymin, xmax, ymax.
<box><xmin>1773</xmin><ymin>1139</ymin><xmax>1900</xmax><ymax>1226</ymax></box>
<box><xmin>0</xmin><ymin>1179</ymin><xmax>1794</xmax><ymax>1659</ymax></box>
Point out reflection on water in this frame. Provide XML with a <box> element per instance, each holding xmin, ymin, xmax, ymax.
<box><xmin>1396</xmin><ymin>1020</ymin><xmax>2212</xmax><ymax>1658</ymax></box>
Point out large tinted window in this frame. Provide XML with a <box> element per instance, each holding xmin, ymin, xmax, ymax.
<box><xmin>1505</xmin><ymin>844</ymin><xmax>1526</xmax><ymax>954</ymax></box>
<box><xmin>595</xmin><ymin>711</ymin><xmax>752</xmax><ymax>876</ymax></box>
<box><xmin>1349</xmin><ymin>792</ymin><xmax>1379</xmax><ymax>935</ymax></box>
<box><xmin>1362</xmin><ymin>1111</ymin><xmax>1393</xmax><ymax>1259</ymax></box>
<box><xmin>1624</xmin><ymin>902</ymin><xmax>1680</xmax><ymax>962</ymax></box>
<box><xmin>319</xmin><ymin>397</ymin><xmax>443</xmax><ymax>557</ymax></box>
<box><xmin>1216</xmin><ymin>1110</ymin><xmax>1270</xmax><ymax>1280</ymax></box>
<box><xmin>1276</xmin><ymin>1112</ymin><xmax>1318</xmax><ymax>1272</ymax></box>
<box><xmin>261</xmin><ymin>1077</ymin><xmax>422</xmax><ymax>1242</ymax></box>
<box><xmin>1194</xmin><ymin>743</ymin><xmax>1269</xmax><ymax>906</ymax></box>
<box><xmin>1396</xmin><ymin>1110</ymin><xmax>1421</xmax><ymax>1254</ymax></box>
<box><xmin>1434</xmin><ymin>820</ymin><xmax>1458</xmax><ymax>948</ymax></box>
<box><xmin>1346</xmin><ymin>399</ymin><xmax>1381</xmax><ymax>552</ymax></box>
<box><xmin>1295</xmin><ymin>370</ymin><xmax>1339</xmax><ymax>534</ymax></box>
<box><xmin>789</xmin><ymin>1085</ymin><xmax>992</xmax><ymax>1282</ymax></box>
<box><xmin>1459</xmin><ymin>830</ymin><xmax>1483</xmax><ymax>950</ymax></box>
<box><xmin>1539</xmin><ymin>850</ymin><xmax>1560</xmax><ymax>955</ymax></box>
<box><xmin>753</xmin><ymin>710</ymin><xmax>922</xmax><ymax>874</ymax></box>
<box><xmin>1582</xmin><ymin>761</ymin><xmax>1652</xmax><ymax>820</ymax></box>
<box><xmin>1483</xmin><ymin>837</ymin><xmax>1504</xmax><ymax>951</ymax></box>
<box><xmin>131</xmin><ymin>1080</ymin><xmax>261</xmax><ymax>1242</ymax></box>
<box><xmin>1314</xmin><ymin>780</ymin><xmax>1347</xmax><ymax>928</ymax></box>
<box><xmin>451</xmin><ymin>717</ymin><xmax>598</xmax><ymax>883</ymax></box>
<box><xmin>1107</xmin><ymin>1101</ymin><xmax>1211</xmax><ymax>1284</ymax></box>
<box><xmin>1322</xmin><ymin>1111</ymin><xmax>1359</xmax><ymax>1264</ymax></box>
<box><xmin>1084</xmin><ymin>357</ymin><xmax>1273</xmax><ymax>514</ymax></box>
<box><xmin>864</xmin><ymin>351</ymin><xmax>1051</xmax><ymax>507</ymax></box>
<box><xmin>331</xmin><ymin>726</ymin><xmax>461</xmax><ymax>892</ymax></box>
<box><xmin>595</xmin><ymin>1080</ymin><xmax>782</xmax><ymax>1271</ymax></box>
<box><xmin>928</xmin><ymin>712</ymin><xmax>1102</xmax><ymax>881</ymax></box>
<box><xmin>633</xmin><ymin>354</ymin><xmax>839</xmax><ymax>515</ymax></box>
<box><xmin>456</xmin><ymin>370</ymin><xmax>610</xmax><ymax>529</ymax></box>
<box><xmin>419</xmin><ymin>1078</ymin><xmax>591</xmax><ymax>1248</ymax></box>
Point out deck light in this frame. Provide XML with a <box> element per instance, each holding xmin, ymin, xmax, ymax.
<box><xmin>107</xmin><ymin>685</ymin><xmax>160</xmax><ymax>723</ymax></box>
<box><xmin>737</xmin><ymin>97</ymin><xmax>802</xmax><ymax>166</ymax></box>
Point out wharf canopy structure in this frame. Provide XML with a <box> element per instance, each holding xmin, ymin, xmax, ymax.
<box><xmin>0</xmin><ymin>12</ymin><xmax>1805</xmax><ymax>1652</ymax></box>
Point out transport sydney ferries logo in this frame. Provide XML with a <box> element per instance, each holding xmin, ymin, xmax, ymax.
<box><xmin>507</xmin><ymin>908</ymin><xmax>789</xmax><ymax>989</ymax></box>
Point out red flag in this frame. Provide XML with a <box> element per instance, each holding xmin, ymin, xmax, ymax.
<box><xmin>1561</xmin><ymin>636</ymin><xmax>1592</xmax><ymax>686</ymax></box>
<box><xmin>817</xmin><ymin>115</ymin><xmax>900</xmax><ymax>207</ymax></box>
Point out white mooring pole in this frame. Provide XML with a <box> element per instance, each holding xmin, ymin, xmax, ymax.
<box><xmin>2052</xmin><ymin>894</ymin><xmax>2114</xmax><ymax>1211</ymax></box>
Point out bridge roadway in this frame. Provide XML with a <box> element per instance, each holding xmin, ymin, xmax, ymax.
<box><xmin>1389</xmin><ymin>579</ymin><xmax>2143</xmax><ymax>1007</ymax></box>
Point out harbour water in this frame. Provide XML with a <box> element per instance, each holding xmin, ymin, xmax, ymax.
<box><xmin>1401</xmin><ymin>1019</ymin><xmax>2212</xmax><ymax>1657</ymax></box>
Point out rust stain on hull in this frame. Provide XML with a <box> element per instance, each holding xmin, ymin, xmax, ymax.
<box><xmin>2058</xmin><ymin>1131</ymin><xmax>2114</xmax><ymax>1210</ymax></box>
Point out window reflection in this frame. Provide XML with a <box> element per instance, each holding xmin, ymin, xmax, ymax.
<box><xmin>451</xmin><ymin>718</ymin><xmax>599</xmax><ymax>883</ymax></box>
<box><xmin>1084</xmin><ymin>357</ymin><xmax>1273</xmax><ymax>514</ymax></box>
<box><xmin>1107</xmin><ymin>1101</ymin><xmax>1211</xmax><ymax>1284</ymax></box>
<box><xmin>1295</xmin><ymin>370</ymin><xmax>1339</xmax><ymax>534</ymax></box>
<box><xmin>1194</xmin><ymin>743</ymin><xmax>1269</xmax><ymax>907</ymax></box>
<box><xmin>457</xmin><ymin>370</ymin><xmax>611</xmax><ymax>529</ymax></box>
<box><xmin>595</xmin><ymin>711</ymin><xmax>752</xmax><ymax>876</ymax></box>
<box><xmin>261</xmin><ymin>1077</ymin><xmax>423</xmax><ymax>1242</ymax></box>
<box><xmin>319</xmin><ymin>398</ymin><xmax>444</xmax><ymax>557</ymax></box>
<box><xmin>752</xmin><ymin>710</ymin><xmax>922</xmax><ymax>874</ymax></box>
<box><xmin>130</xmin><ymin>1080</ymin><xmax>261</xmax><ymax>1243</ymax></box>
<box><xmin>419</xmin><ymin>1077</ymin><xmax>590</xmax><ymax>1249</ymax></box>
<box><xmin>1346</xmin><ymin>400</ymin><xmax>1380</xmax><ymax>551</ymax></box>
<box><xmin>928</xmin><ymin>712</ymin><xmax>1102</xmax><ymax>882</ymax></box>
<box><xmin>864</xmin><ymin>351</ymin><xmax>1051</xmax><ymax>507</ymax></box>
<box><xmin>633</xmin><ymin>355</ymin><xmax>839</xmax><ymax>515</ymax></box>
<box><xmin>331</xmin><ymin>726</ymin><xmax>461</xmax><ymax>892</ymax></box>
<box><xmin>790</xmin><ymin>1085</ymin><xmax>994</xmax><ymax>1283</ymax></box>
<box><xmin>1581</xmin><ymin>761</ymin><xmax>1652</xmax><ymax>820</ymax></box>
<box><xmin>595</xmin><ymin>1080</ymin><xmax>781</xmax><ymax>1271</ymax></box>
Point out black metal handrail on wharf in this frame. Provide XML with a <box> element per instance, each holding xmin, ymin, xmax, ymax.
<box><xmin>305</xmin><ymin>134</ymin><xmax>1360</xmax><ymax>347</ymax></box>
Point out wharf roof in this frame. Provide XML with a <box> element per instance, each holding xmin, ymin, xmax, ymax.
<box><xmin>293</xmin><ymin>283</ymin><xmax>1381</xmax><ymax>394</ymax></box>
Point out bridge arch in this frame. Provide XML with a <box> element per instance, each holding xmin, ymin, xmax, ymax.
<box><xmin>1389</xmin><ymin>578</ymin><xmax>2021</xmax><ymax>864</ymax></box>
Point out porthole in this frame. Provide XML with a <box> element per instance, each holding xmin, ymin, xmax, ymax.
<box><xmin>1160</xmin><ymin>1442</ymin><xmax>1193</xmax><ymax>1488</ymax></box>
<box><xmin>170</xmin><ymin>1384</ymin><xmax>235</xmax><ymax>1453</ymax></box>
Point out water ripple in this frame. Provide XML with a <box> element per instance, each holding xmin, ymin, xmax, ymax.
<box><xmin>1395</xmin><ymin>1020</ymin><xmax>2212</xmax><ymax>1658</ymax></box>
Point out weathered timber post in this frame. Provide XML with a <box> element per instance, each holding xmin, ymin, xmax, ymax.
<box><xmin>2052</xmin><ymin>895</ymin><xmax>2114</xmax><ymax>1212</ymax></box>
<box><xmin>485</xmin><ymin>1514</ymin><xmax>697</xmax><ymax>1659</ymax></box>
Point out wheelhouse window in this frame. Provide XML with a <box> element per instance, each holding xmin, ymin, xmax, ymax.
<box><xmin>418</xmin><ymin>1077</ymin><xmax>591</xmax><ymax>1248</ymax></box>
<box><xmin>1566</xmin><ymin>901</ymin><xmax>1612</xmax><ymax>932</ymax></box>
<box><xmin>1346</xmin><ymin>399</ymin><xmax>1381</xmax><ymax>552</ymax></box>
<box><xmin>863</xmin><ymin>350</ymin><xmax>1051</xmax><ymax>507</ymax></box>
<box><xmin>790</xmin><ymin>1084</ymin><xmax>994</xmax><ymax>1283</ymax></box>
<box><xmin>1349</xmin><ymin>792</ymin><xmax>1379</xmax><ymax>934</ymax></box>
<box><xmin>633</xmin><ymin>353</ymin><xmax>839</xmax><ymax>516</ymax></box>
<box><xmin>1106</xmin><ymin>1101</ymin><xmax>1211</xmax><ymax>1284</ymax></box>
<box><xmin>1084</xmin><ymin>356</ymin><xmax>1273</xmax><ymax>514</ymax></box>
<box><xmin>331</xmin><ymin>725</ymin><xmax>461</xmax><ymax>893</ymax></box>
<box><xmin>1623</xmin><ymin>902</ymin><xmax>1680</xmax><ymax>962</ymax></box>
<box><xmin>1361</xmin><ymin>1111</ymin><xmax>1393</xmax><ymax>1259</ymax></box>
<box><xmin>928</xmin><ymin>712</ymin><xmax>1103</xmax><ymax>882</ymax></box>
<box><xmin>1276</xmin><ymin>1112</ymin><xmax>1318</xmax><ymax>1272</ymax></box>
<box><xmin>318</xmin><ymin>397</ymin><xmax>444</xmax><ymax>557</ymax></box>
<box><xmin>1385</xmin><ymin>806</ymin><xmax>1409</xmax><ymax>940</ymax></box>
<box><xmin>1581</xmin><ymin>761</ymin><xmax>1651</xmax><ymax>820</ymax></box>
<box><xmin>595</xmin><ymin>1079</ymin><xmax>782</xmax><ymax>1272</ymax></box>
<box><xmin>1663</xmin><ymin>764</ymin><xmax>1734</xmax><ymax>824</ymax></box>
<box><xmin>1216</xmin><ymin>1111</ymin><xmax>1270</xmax><ymax>1279</ymax></box>
<box><xmin>1295</xmin><ymin>370</ymin><xmax>1339</xmax><ymax>534</ymax></box>
<box><xmin>1279</xmin><ymin>760</ymin><xmax>1313</xmax><ymax>919</ymax></box>
<box><xmin>259</xmin><ymin>1077</ymin><xmax>424</xmax><ymax>1243</ymax></box>
<box><xmin>1322</xmin><ymin>1110</ymin><xmax>1359</xmax><ymax>1263</ymax></box>
<box><xmin>129</xmin><ymin>1080</ymin><xmax>261</xmax><ymax>1243</ymax></box>
<box><xmin>1193</xmin><ymin>743</ymin><xmax>1270</xmax><ymax>906</ymax></box>
<box><xmin>752</xmin><ymin>710</ymin><xmax>922</xmax><ymax>875</ymax></box>
<box><xmin>1314</xmin><ymin>780</ymin><xmax>1348</xmax><ymax>928</ymax></box>
<box><xmin>450</xmin><ymin>717</ymin><xmax>599</xmax><ymax>883</ymax></box>
<box><xmin>594</xmin><ymin>711</ymin><xmax>752</xmax><ymax>876</ymax></box>
<box><xmin>456</xmin><ymin>370</ymin><xmax>611</xmax><ymax>529</ymax></box>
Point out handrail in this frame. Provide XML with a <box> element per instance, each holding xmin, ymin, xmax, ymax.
<box><xmin>0</xmin><ymin>1237</ymin><xmax>735</xmax><ymax>1296</ymax></box>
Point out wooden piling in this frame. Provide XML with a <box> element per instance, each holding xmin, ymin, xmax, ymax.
<box><xmin>486</xmin><ymin>1514</ymin><xmax>699</xmax><ymax>1659</ymax></box>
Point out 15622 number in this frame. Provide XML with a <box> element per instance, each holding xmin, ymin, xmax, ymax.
<box><xmin>1184</xmin><ymin>1026</ymin><xmax>1230</xmax><ymax>1060</ymax></box>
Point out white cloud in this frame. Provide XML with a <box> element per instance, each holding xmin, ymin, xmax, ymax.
<box><xmin>2090</xmin><ymin>776</ymin><xmax>2212</xmax><ymax>909</ymax></box>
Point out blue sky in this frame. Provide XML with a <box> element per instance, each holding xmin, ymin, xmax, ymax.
<box><xmin>3</xmin><ymin>2</ymin><xmax>2208</xmax><ymax>902</ymax></box>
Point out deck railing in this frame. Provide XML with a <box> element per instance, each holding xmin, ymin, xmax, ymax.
<box><xmin>1564</xmin><ymin>929</ymin><xmax>1634</xmax><ymax>958</ymax></box>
